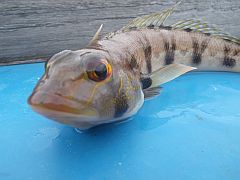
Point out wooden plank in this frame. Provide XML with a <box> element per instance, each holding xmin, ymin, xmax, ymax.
<box><xmin>0</xmin><ymin>0</ymin><xmax>239</xmax><ymax>65</ymax></box>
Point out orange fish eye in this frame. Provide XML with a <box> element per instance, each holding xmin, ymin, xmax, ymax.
<box><xmin>87</xmin><ymin>60</ymin><xmax>112</xmax><ymax>82</ymax></box>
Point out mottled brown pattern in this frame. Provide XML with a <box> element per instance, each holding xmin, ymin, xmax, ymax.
<box><xmin>191</xmin><ymin>37</ymin><xmax>209</xmax><ymax>64</ymax></box>
<box><xmin>114</xmin><ymin>91</ymin><xmax>129</xmax><ymax>118</ymax></box>
<box><xmin>163</xmin><ymin>35</ymin><xmax>176</xmax><ymax>65</ymax></box>
<box><xmin>142</xmin><ymin>34</ymin><xmax>152</xmax><ymax>74</ymax></box>
<box><xmin>233</xmin><ymin>49</ymin><xmax>240</xmax><ymax>56</ymax></box>
<box><xmin>100</xmin><ymin>28</ymin><xmax>239</xmax><ymax>73</ymax></box>
<box><xmin>129</xmin><ymin>55</ymin><xmax>139</xmax><ymax>69</ymax></box>
<box><xmin>140</xmin><ymin>77</ymin><xmax>152</xmax><ymax>89</ymax></box>
<box><xmin>144</xmin><ymin>45</ymin><xmax>152</xmax><ymax>73</ymax></box>
<box><xmin>223</xmin><ymin>45</ymin><xmax>236</xmax><ymax>67</ymax></box>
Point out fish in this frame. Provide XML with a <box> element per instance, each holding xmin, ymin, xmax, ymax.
<box><xmin>28</xmin><ymin>2</ymin><xmax>240</xmax><ymax>129</ymax></box>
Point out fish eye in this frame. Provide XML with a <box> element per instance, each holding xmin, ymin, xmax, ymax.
<box><xmin>86</xmin><ymin>60</ymin><xmax>112</xmax><ymax>82</ymax></box>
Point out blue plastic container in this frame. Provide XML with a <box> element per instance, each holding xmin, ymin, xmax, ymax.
<box><xmin>0</xmin><ymin>63</ymin><xmax>240</xmax><ymax>180</ymax></box>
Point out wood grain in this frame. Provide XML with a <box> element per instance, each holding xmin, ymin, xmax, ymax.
<box><xmin>0</xmin><ymin>0</ymin><xmax>239</xmax><ymax>65</ymax></box>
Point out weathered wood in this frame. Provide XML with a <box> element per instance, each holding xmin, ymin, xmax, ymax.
<box><xmin>0</xmin><ymin>0</ymin><xmax>239</xmax><ymax>65</ymax></box>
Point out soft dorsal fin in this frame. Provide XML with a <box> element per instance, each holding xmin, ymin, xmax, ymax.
<box><xmin>170</xmin><ymin>19</ymin><xmax>240</xmax><ymax>44</ymax></box>
<box><xmin>88</xmin><ymin>24</ymin><xmax>103</xmax><ymax>47</ymax></box>
<box><xmin>121</xmin><ymin>1</ymin><xmax>181</xmax><ymax>31</ymax></box>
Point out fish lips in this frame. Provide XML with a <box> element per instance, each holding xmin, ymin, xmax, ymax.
<box><xmin>28</xmin><ymin>91</ymin><xmax>99</xmax><ymax>128</ymax></box>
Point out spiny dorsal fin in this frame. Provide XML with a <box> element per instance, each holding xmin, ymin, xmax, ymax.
<box><xmin>88</xmin><ymin>24</ymin><xmax>103</xmax><ymax>47</ymax></box>
<box><xmin>121</xmin><ymin>1</ymin><xmax>181</xmax><ymax>31</ymax></box>
<box><xmin>171</xmin><ymin>19</ymin><xmax>240</xmax><ymax>45</ymax></box>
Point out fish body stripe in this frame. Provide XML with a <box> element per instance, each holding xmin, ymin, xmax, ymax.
<box><xmin>192</xmin><ymin>38</ymin><xmax>209</xmax><ymax>64</ymax></box>
<box><xmin>144</xmin><ymin>45</ymin><xmax>152</xmax><ymax>73</ymax></box>
<box><xmin>113</xmin><ymin>77</ymin><xmax>129</xmax><ymax>118</ymax></box>
<box><xmin>129</xmin><ymin>55</ymin><xmax>139</xmax><ymax>69</ymax></box>
<box><xmin>223</xmin><ymin>46</ymin><xmax>236</xmax><ymax>67</ymax></box>
<box><xmin>136</xmin><ymin>33</ymin><xmax>152</xmax><ymax>74</ymax></box>
<box><xmin>114</xmin><ymin>91</ymin><xmax>129</xmax><ymax>118</ymax></box>
<box><xmin>164</xmin><ymin>36</ymin><xmax>176</xmax><ymax>65</ymax></box>
<box><xmin>101</xmin><ymin>28</ymin><xmax>239</xmax><ymax>74</ymax></box>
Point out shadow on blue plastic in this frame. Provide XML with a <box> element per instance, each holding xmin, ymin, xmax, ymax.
<box><xmin>0</xmin><ymin>63</ymin><xmax>240</xmax><ymax>180</ymax></box>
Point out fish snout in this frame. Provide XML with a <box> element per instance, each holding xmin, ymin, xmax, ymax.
<box><xmin>28</xmin><ymin>91</ymin><xmax>97</xmax><ymax>116</ymax></box>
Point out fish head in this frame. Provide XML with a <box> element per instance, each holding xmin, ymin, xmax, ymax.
<box><xmin>28</xmin><ymin>49</ymin><xmax>144</xmax><ymax>129</ymax></box>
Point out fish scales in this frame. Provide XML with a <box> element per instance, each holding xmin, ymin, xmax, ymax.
<box><xmin>100</xmin><ymin>28</ymin><xmax>240</xmax><ymax>74</ymax></box>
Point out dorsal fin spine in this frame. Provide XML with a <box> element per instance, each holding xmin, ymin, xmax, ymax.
<box><xmin>88</xmin><ymin>24</ymin><xmax>103</xmax><ymax>47</ymax></box>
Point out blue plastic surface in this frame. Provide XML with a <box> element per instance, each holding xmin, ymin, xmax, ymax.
<box><xmin>0</xmin><ymin>63</ymin><xmax>240</xmax><ymax>180</ymax></box>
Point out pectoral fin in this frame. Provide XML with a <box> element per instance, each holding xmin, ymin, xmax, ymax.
<box><xmin>141</xmin><ymin>64</ymin><xmax>195</xmax><ymax>99</ymax></box>
<box><xmin>150</xmin><ymin>64</ymin><xmax>196</xmax><ymax>87</ymax></box>
<box><xmin>143</xmin><ymin>86</ymin><xmax>162</xmax><ymax>100</ymax></box>
<box><xmin>141</xmin><ymin>64</ymin><xmax>196</xmax><ymax>90</ymax></box>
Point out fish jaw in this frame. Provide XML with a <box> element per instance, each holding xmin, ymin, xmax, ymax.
<box><xmin>28</xmin><ymin>89</ymin><xmax>144</xmax><ymax>129</ymax></box>
<box><xmin>28</xmin><ymin>91</ymin><xmax>100</xmax><ymax>129</ymax></box>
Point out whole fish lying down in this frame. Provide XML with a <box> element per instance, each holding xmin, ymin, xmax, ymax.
<box><xmin>28</xmin><ymin>2</ymin><xmax>240</xmax><ymax>129</ymax></box>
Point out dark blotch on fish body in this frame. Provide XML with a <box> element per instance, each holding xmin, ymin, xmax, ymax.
<box><xmin>159</xmin><ymin>25</ymin><xmax>172</xmax><ymax>30</ymax></box>
<box><xmin>192</xmin><ymin>38</ymin><xmax>209</xmax><ymax>64</ymax></box>
<box><xmin>223</xmin><ymin>46</ymin><xmax>236</xmax><ymax>67</ymax></box>
<box><xmin>144</xmin><ymin>42</ymin><xmax>152</xmax><ymax>74</ymax></box>
<box><xmin>164</xmin><ymin>37</ymin><xmax>176</xmax><ymax>65</ymax></box>
<box><xmin>140</xmin><ymin>77</ymin><xmax>152</xmax><ymax>89</ymax></box>
<box><xmin>223</xmin><ymin>58</ymin><xmax>236</xmax><ymax>67</ymax></box>
<box><xmin>114</xmin><ymin>92</ymin><xmax>129</xmax><ymax>118</ymax></box>
<box><xmin>147</xmin><ymin>24</ymin><xmax>155</xmax><ymax>29</ymax></box>
<box><xmin>192</xmin><ymin>40</ymin><xmax>201</xmax><ymax>64</ymax></box>
<box><xmin>129</xmin><ymin>55</ymin><xmax>139</xmax><ymax>69</ymax></box>
<box><xmin>184</xmin><ymin>28</ymin><xmax>192</xmax><ymax>32</ymax></box>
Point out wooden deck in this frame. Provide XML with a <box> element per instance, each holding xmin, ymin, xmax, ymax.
<box><xmin>0</xmin><ymin>0</ymin><xmax>239</xmax><ymax>65</ymax></box>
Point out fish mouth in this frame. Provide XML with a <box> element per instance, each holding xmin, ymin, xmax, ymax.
<box><xmin>28</xmin><ymin>91</ymin><xmax>99</xmax><ymax>128</ymax></box>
